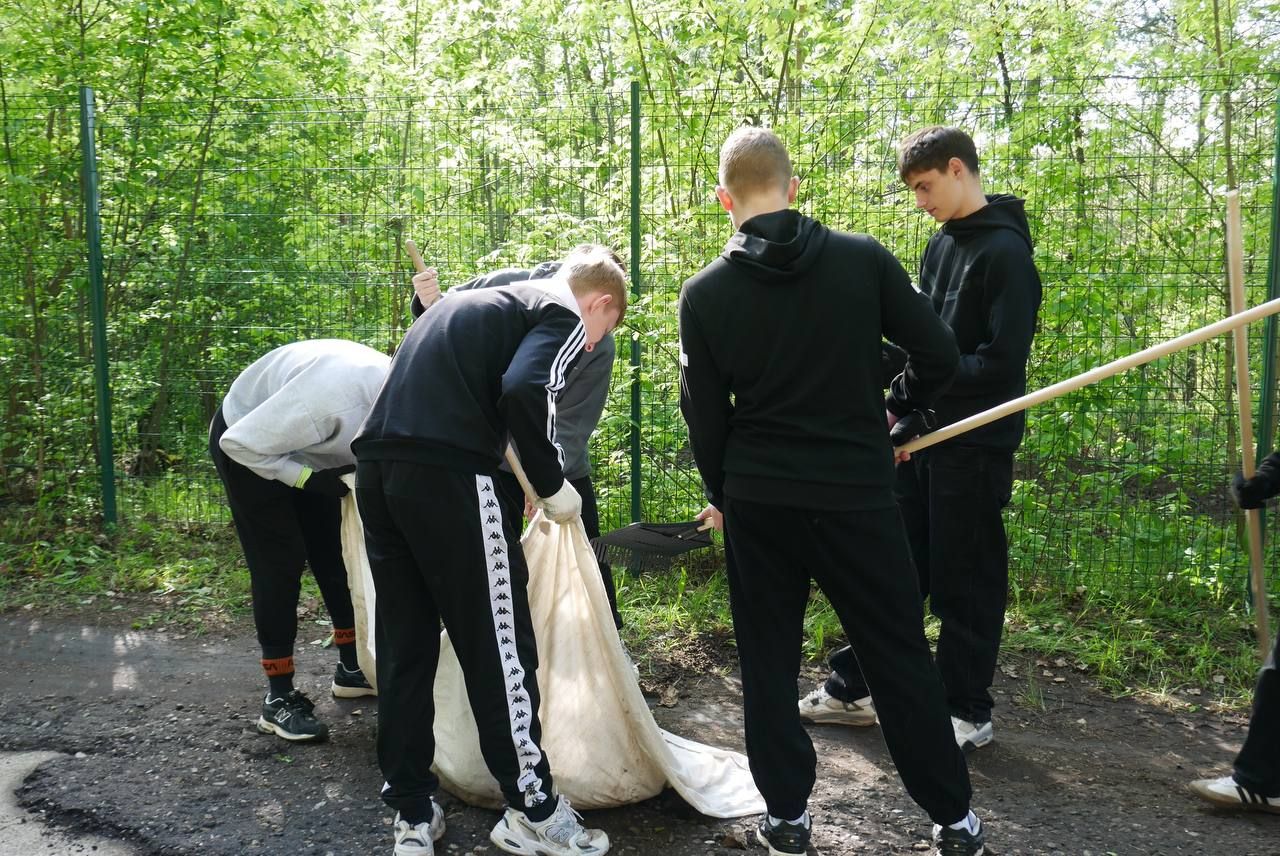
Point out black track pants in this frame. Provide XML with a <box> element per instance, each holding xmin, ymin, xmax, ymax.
<box><xmin>723</xmin><ymin>496</ymin><xmax>971</xmax><ymax>826</ymax></box>
<box><xmin>209</xmin><ymin>407</ymin><xmax>355</xmax><ymax>660</ymax></box>
<box><xmin>1234</xmin><ymin>626</ymin><xmax>1280</xmax><ymax>796</ymax></box>
<box><xmin>357</xmin><ymin>459</ymin><xmax>556</xmax><ymax>822</ymax></box>
<box><xmin>826</xmin><ymin>446</ymin><xmax>1013</xmax><ymax>724</ymax></box>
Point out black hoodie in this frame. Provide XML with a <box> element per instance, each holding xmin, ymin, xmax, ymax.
<box><xmin>917</xmin><ymin>194</ymin><xmax>1041</xmax><ymax>450</ymax></box>
<box><xmin>678</xmin><ymin>209</ymin><xmax>959</xmax><ymax>511</ymax></box>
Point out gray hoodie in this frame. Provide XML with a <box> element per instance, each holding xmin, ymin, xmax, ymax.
<box><xmin>220</xmin><ymin>339</ymin><xmax>391</xmax><ymax>485</ymax></box>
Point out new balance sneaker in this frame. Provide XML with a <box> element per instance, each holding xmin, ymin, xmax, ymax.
<box><xmin>393</xmin><ymin>801</ymin><xmax>446</xmax><ymax>855</ymax></box>
<box><xmin>757</xmin><ymin>812</ymin><xmax>811</xmax><ymax>856</ymax></box>
<box><xmin>1189</xmin><ymin>775</ymin><xmax>1280</xmax><ymax>814</ymax></box>
<box><xmin>332</xmin><ymin>662</ymin><xmax>377</xmax><ymax>698</ymax></box>
<box><xmin>797</xmin><ymin>686</ymin><xmax>877</xmax><ymax>727</ymax></box>
<box><xmin>257</xmin><ymin>689</ymin><xmax>328</xmax><ymax>742</ymax></box>
<box><xmin>951</xmin><ymin>716</ymin><xmax>993</xmax><ymax>753</ymax></box>
<box><xmin>489</xmin><ymin>795</ymin><xmax>609</xmax><ymax>855</ymax></box>
<box><xmin>932</xmin><ymin>817</ymin><xmax>985</xmax><ymax>855</ymax></box>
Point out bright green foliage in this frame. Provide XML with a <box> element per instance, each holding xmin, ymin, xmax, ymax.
<box><xmin>1</xmin><ymin>0</ymin><xmax>1279</xmax><ymax>606</ymax></box>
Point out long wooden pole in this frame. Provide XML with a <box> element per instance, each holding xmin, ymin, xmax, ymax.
<box><xmin>898</xmin><ymin>296</ymin><xmax>1280</xmax><ymax>457</ymax></box>
<box><xmin>1227</xmin><ymin>191</ymin><xmax>1272</xmax><ymax>661</ymax></box>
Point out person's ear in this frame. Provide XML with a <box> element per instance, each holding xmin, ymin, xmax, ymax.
<box><xmin>948</xmin><ymin>157</ymin><xmax>965</xmax><ymax>179</ymax></box>
<box><xmin>787</xmin><ymin>175</ymin><xmax>799</xmax><ymax>203</ymax></box>
<box><xmin>715</xmin><ymin>185</ymin><xmax>734</xmax><ymax>213</ymax></box>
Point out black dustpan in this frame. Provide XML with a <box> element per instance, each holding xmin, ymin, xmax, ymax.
<box><xmin>592</xmin><ymin>520</ymin><xmax>714</xmax><ymax>571</ymax></box>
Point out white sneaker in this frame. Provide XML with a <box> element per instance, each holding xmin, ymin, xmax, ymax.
<box><xmin>489</xmin><ymin>795</ymin><xmax>610</xmax><ymax>855</ymax></box>
<box><xmin>1190</xmin><ymin>775</ymin><xmax>1280</xmax><ymax>813</ymax></box>
<box><xmin>798</xmin><ymin>686</ymin><xmax>877</xmax><ymax>726</ymax></box>
<box><xmin>951</xmin><ymin>716</ymin><xmax>994</xmax><ymax>752</ymax></box>
<box><xmin>393</xmin><ymin>801</ymin><xmax>445</xmax><ymax>855</ymax></box>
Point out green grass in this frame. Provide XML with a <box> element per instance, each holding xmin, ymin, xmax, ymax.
<box><xmin>617</xmin><ymin>549</ymin><xmax>1268</xmax><ymax>712</ymax></box>
<box><xmin>0</xmin><ymin>509</ymin><xmax>254</xmax><ymax>631</ymax></box>
<box><xmin>1</xmin><ymin>503</ymin><xmax>1270</xmax><ymax>710</ymax></box>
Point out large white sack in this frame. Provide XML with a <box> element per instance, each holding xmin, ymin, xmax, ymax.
<box><xmin>340</xmin><ymin>487</ymin><xmax>763</xmax><ymax>818</ymax></box>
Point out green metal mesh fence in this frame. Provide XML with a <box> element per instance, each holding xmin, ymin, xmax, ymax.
<box><xmin>89</xmin><ymin>92</ymin><xmax>633</xmax><ymax>523</ymax></box>
<box><xmin>635</xmin><ymin>76</ymin><xmax>1280</xmax><ymax>597</ymax></box>
<box><xmin>2</xmin><ymin>76</ymin><xmax>1278</xmax><ymax>599</ymax></box>
<box><xmin>0</xmin><ymin>94</ymin><xmax>100</xmax><ymax>516</ymax></box>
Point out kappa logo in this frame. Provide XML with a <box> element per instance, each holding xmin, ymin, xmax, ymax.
<box><xmin>484</xmin><ymin>499</ymin><xmax>498</xmax><ymax>509</ymax></box>
<box><xmin>493</xmin><ymin>561</ymin><xmax>507</xmax><ymax>571</ymax></box>
<box><xmin>488</xmin><ymin>531</ymin><xmax>503</xmax><ymax>541</ymax></box>
<box><xmin>486</xmin><ymin>514</ymin><xmax>499</xmax><ymax>524</ymax></box>
<box><xmin>490</xmin><ymin>546</ymin><xmax>504</xmax><ymax>556</ymax></box>
<box><xmin>494</xmin><ymin>592</ymin><xmax>509</xmax><ymax>601</ymax></box>
<box><xmin>494</xmin><ymin>576</ymin><xmax>508</xmax><ymax>586</ymax></box>
<box><xmin>497</xmin><ymin>622</ymin><xmax>511</xmax><ymax>631</ymax></box>
<box><xmin>482</xmin><ymin>484</ymin><xmax>492</xmax><ymax>492</ymax></box>
<box><xmin>496</xmin><ymin>607</ymin><xmax>511</xmax><ymax>615</ymax></box>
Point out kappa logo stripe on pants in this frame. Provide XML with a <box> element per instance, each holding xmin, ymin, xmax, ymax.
<box><xmin>475</xmin><ymin>474</ymin><xmax>547</xmax><ymax>806</ymax></box>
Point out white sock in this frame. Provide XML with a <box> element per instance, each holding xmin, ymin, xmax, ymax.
<box><xmin>947</xmin><ymin>811</ymin><xmax>980</xmax><ymax>835</ymax></box>
<box><xmin>769</xmin><ymin>810</ymin><xmax>809</xmax><ymax>828</ymax></box>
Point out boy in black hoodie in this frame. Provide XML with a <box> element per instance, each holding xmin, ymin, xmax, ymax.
<box><xmin>800</xmin><ymin>127</ymin><xmax>1042</xmax><ymax>757</ymax></box>
<box><xmin>679</xmin><ymin>125</ymin><xmax>985</xmax><ymax>856</ymax></box>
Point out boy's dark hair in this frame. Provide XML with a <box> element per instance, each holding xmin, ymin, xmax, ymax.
<box><xmin>897</xmin><ymin>126</ymin><xmax>980</xmax><ymax>182</ymax></box>
<box><xmin>719</xmin><ymin>126</ymin><xmax>793</xmax><ymax>198</ymax></box>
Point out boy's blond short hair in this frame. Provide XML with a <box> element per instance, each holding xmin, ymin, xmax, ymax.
<box><xmin>718</xmin><ymin>126</ymin><xmax>793</xmax><ymax>199</ymax></box>
<box><xmin>562</xmin><ymin>247</ymin><xmax>628</xmax><ymax>322</ymax></box>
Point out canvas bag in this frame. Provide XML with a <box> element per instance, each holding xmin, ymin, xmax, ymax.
<box><xmin>340</xmin><ymin>485</ymin><xmax>763</xmax><ymax>817</ymax></box>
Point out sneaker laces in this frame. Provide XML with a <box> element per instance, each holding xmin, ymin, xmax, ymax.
<box><xmin>284</xmin><ymin>689</ymin><xmax>316</xmax><ymax>713</ymax></box>
<box><xmin>536</xmin><ymin>797</ymin><xmax>591</xmax><ymax>847</ymax></box>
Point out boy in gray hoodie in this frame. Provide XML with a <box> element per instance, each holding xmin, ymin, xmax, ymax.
<box><xmin>211</xmin><ymin>338</ymin><xmax>389</xmax><ymax>742</ymax></box>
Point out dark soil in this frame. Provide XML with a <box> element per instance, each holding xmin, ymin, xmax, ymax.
<box><xmin>2</xmin><ymin>605</ymin><xmax>1277</xmax><ymax>855</ymax></box>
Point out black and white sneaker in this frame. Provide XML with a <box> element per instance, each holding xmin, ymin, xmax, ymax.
<box><xmin>393</xmin><ymin>801</ymin><xmax>446</xmax><ymax>855</ymax></box>
<box><xmin>932</xmin><ymin>818</ymin><xmax>985</xmax><ymax>855</ymax></box>
<box><xmin>332</xmin><ymin>662</ymin><xmax>377</xmax><ymax>698</ymax></box>
<box><xmin>257</xmin><ymin>689</ymin><xmax>328</xmax><ymax>742</ymax></box>
<box><xmin>951</xmin><ymin>716</ymin><xmax>993</xmax><ymax>753</ymax></box>
<box><xmin>1190</xmin><ymin>775</ymin><xmax>1280</xmax><ymax>813</ymax></box>
<box><xmin>756</xmin><ymin>812</ymin><xmax>811</xmax><ymax>856</ymax></box>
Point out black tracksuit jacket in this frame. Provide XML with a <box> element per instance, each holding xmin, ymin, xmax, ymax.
<box><xmin>678</xmin><ymin>209</ymin><xmax>959</xmax><ymax>511</ymax></box>
<box><xmin>352</xmin><ymin>284</ymin><xmax>584</xmax><ymax>498</ymax></box>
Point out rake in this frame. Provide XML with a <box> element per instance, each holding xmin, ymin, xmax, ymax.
<box><xmin>591</xmin><ymin>520</ymin><xmax>715</xmax><ymax>572</ymax></box>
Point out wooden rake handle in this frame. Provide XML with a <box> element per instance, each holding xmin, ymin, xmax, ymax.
<box><xmin>898</xmin><ymin>295</ymin><xmax>1280</xmax><ymax>455</ymax></box>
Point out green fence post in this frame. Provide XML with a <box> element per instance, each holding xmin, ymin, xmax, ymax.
<box><xmin>629</xmin><ymin>81</ymin><xmax>642</xmax><ymax>524</ymax></box>
<box><xmin>79</xmin><ymin>85</ymin><xmax>117</xmax><ymax>529</ymax></box>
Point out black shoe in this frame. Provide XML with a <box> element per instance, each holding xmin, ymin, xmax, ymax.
<box><xmin>332</xmin><ymin>662</ymin><xmax>377</xmax><ymax>698</ymax></box>
<box><xmin>933</xmin><ymin>818</ymin><xmax>985</xmax><ymax>855</ymax></box>
<box><xmin>257</xmin><ymin>689</ymin><xmax>328</xmax><ymax>742</ymax></box>
<box><xmin>757</xmin><ymin>813</ymin><xmax>810</xmax><ymax>856</ymax></box>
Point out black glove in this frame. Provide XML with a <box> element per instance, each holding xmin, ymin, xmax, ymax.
<box><xmin>300</xmin><ymin>465</ymin><xmax>355</xmax><ymax>498</ymax></box>
<box><xmin>889</xmin><ymin>408</ymin><xmax>937</xmax><ymax>446</ymax></box>
<box><xmin>1231</xmin><ymin>452</ymin><xmax>1280</xmax><ymax>510</ymax></box>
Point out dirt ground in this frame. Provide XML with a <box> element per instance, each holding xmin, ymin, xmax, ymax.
<box><xmin>2</xmin><ymin>605</ymin><xmax>1278</xmax><ymax>856</ymax></box>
